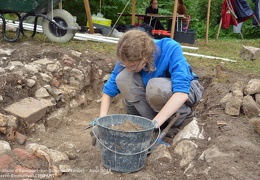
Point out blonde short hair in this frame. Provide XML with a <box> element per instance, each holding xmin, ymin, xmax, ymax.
<box><xmin>116</xmin><ymin>29</ymin><xmax>156</xmax><ymax>71</ymax></box>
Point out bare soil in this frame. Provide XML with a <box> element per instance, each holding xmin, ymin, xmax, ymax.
<box><xmin>110</xmin><ymin>121</ymin><xmax>145</xmax><ymax>131</ymax></box>
<box><xmin>0</xmin><ymin>39</ymin><xmax>260</xmax><ymax>180</ymax></box>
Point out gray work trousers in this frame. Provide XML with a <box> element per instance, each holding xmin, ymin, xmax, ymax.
<box><xmin>116</xmin><ymin>69</ymin><xmax>193</xmax><ymax>127</ymax></box>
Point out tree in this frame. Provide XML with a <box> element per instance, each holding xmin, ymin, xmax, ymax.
<box><xmin>62</xmin><ymin>0</ymin><xmax>260</xmax><ymax>39</ymax></box>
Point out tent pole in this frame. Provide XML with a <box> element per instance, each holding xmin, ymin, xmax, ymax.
<box><xmin>216</xmin><ymin>18</ymin><xmax>222</xmax><ymax>40</ymax></box>
<box><xmin>170</xmin><ymin>0</ymin><xmax>178</xmax><ymax>39</ymax></box>
<box><xmin>84</xmin><ymin>0</ymin><xmax>94</xmax><ymax>34</ymax></box>
<box><xmin>58</xmin><ymin>1</ymin><xmax>62</xmax><ymax>9</ymax></box>
<box><xmin>99</xmin><ymin>0</ymin><xmax>102</xmax><ymax>13</ymax></box>
<box><xmin>239</xmin><ymin>30</ymin><xmax>244</xmax><ymax>40</ymax></box>
<box><xmin>132</xmin><ymin>0</ymin><xmax>136</xmax><ymax>25</ymax></box>
<box><xmin>206</xmin><ymin>0</ymin><xmax>211</xmax><ymax>45</ymax></box>
<box><xmin>253</xmin><ymin>14</ymin><xmax>260</xmax><ymax>27</ymax></box>
<box><xmin>108</xmin><ymin>0</ymin><xmax>131</xmax><ymax>36</ymax></box>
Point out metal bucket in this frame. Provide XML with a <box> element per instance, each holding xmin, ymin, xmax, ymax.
<box><xmin>93</xmin><ymin>114</ymin><xmax>156</xmax><ymax>173</ymax></box>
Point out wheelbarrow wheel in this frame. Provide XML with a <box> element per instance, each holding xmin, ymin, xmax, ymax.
<box><xmin>42</xmin><ymin>9</ymin><xmax>77</xmax><ymax>42</ymax></box>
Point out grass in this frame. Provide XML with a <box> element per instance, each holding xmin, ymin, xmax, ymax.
<box><xmin>2</xmin><ymin>31</ymin><xmax>260</xmax><ymax>75</ymax></box>
<box><xmin>181</xmin><ymin>38</ymin><xmax>260</xmax><ymax>75</ymax></box>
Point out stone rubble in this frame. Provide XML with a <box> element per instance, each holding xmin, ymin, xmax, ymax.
<box><xmin>240</xmin><ymin>46</ymin><xmax>260</xmax><ymax>60</ymax></box>
<box><xmin>0</xmin><ymin>45</ymin><xmax>97</xmax><ymax>129</ymax></box>
<box><xmin>0</xmin><ymin>45</ymin><xmax>259</xmax><ymax>178</ymax></box>
<box><xmin>219</xmin><ymin>79</ymin><xmax>260</xmax><ymax>134</ymax></box>
<box><xmin>0</xmin><ymin>46</ymin><xmax>102</xmax><ymax>177</ymax></box>
<box><xmin>220</xmin><ymin>79</ymin><xmax>260</xmax><ymax>117</ymax></box>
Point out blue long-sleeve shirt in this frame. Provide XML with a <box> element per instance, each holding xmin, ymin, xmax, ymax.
<box><xmin>103</xmin><ymin>38</ymin><xmax>195</xmax><ymax>97</ymax></box>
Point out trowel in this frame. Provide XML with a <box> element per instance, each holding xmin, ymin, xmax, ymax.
<box><xmin>148</xmin><ymin>112</ymin><xmax>180</xmax><ymax>154</ymax></box>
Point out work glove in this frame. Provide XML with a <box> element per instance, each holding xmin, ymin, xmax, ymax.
<box><xmin>152</xmin><ymin>120</ymin><xmax>159</xmax><ymax>129</ymax></box>
<box><xmin>85</xmin><ymin>118</ymin><xmax>98</xmax><ymax>130</ymax></box>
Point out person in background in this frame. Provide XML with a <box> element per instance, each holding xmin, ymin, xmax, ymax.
<box><xmin>177</xmin><ymin>0</ymin><xmax>188</xmax><ymax>24</ymax></box>
<box><xmin>167</xmin><ymin>0</ymin><xmax>188</xmax><ymax>31</ymax></box>
<box><xmin>99</xmin><ymin>29</ymin><xmax>204</xmax><ymax>130</ymax></box>
<box><xmin>144</xmin><ymin>0</ymin><xmax>165</xmax><ymax>30</ymax></box>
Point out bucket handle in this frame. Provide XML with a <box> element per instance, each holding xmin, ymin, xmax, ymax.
<box><xmin>92</xmin><ymin>122</ymin><xmax>161</xmax><ymax>156</ymax></box>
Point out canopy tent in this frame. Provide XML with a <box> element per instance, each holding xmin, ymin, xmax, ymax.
<box><xmin>83</xmin><ymin>0</ymin><xmax>212</xmax><ymax>45</ymax></box>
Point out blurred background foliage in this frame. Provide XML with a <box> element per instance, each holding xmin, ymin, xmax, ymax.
<box><xmin>62</xmin><ymin>0</ymin><xmax>260</xmax><ymax>39</ymax></box>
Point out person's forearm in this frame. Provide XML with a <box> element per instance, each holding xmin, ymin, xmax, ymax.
<box><xmin>153</xmin><ymin>92</ymin><xmax>188</xmax><ymax>128</ymax></box>
<box><xmin>100</xmin><ymin>93</ymin><xmax>112</xmax><ymax>117</ymax></box>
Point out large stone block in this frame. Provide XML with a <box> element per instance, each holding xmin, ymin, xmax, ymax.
<box><xmin>240</xmin><ymin>46</ymin><xmax>260</xmax><ymax>60</ymax></box>
<box><xmin>4</xmin><ymin>97</ymin><xmax>53</xmax><ymax>124</ymax></box>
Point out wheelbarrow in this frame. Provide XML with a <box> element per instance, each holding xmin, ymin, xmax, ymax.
<box><xmin>0</xmin><ymin>0</ymin><xmax>81</xmax><ymax>42</ymax></box>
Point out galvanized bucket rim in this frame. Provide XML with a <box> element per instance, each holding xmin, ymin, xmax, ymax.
<box><xmin>95</xmin><ymin>114</ymin><xmax>155</xmax><ymax>133</ymax></box>
<box><xmin>92</xmin><ymin>114</ymin><xmax>161</xmax><ymax>156</ymax></box>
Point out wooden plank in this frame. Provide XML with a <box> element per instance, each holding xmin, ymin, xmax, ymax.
<box><xmin>84</xmin><ymin>0</ymin><xmax>94</xmax><ymax>34</ymax></box>
<box><xmin>206</xmin><ymin>0</ymin><xmax>211</xmax><ymax>45</ymax></box>
<box><xmin>170</xmin><ymin>0</ymin><xmax>178</xmax><ymax>39</ymax></box>
<box><xmin>132</xmin><ymin>0</ymin><xmax>136</xmax><ymax>25</ymax></box>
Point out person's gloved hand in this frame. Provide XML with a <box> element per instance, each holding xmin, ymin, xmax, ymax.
<box><xmin>152</xmin><ymin>120</ymin><xmax>159</xmax><ymax>129</ymax></box>
<box><xmin>89</xmin><ymin>119</ymin><xmax>97</xmax><ymax>126</ymax></box>
<box><xmin>85</xmin><ymin>118</ymin><xmax>98</xmax><ymax>129</ymax></box>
